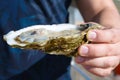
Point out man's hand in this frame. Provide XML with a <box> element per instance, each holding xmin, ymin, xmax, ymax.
<box><xmin>75</xmin><ymin>27</ymin><xmax>120</xmax><ymax>77</ymax></box>
<box><xmin>75</xmin><ymin>0</ymin><xmax>120</xmax><ymax>77</ymax></box>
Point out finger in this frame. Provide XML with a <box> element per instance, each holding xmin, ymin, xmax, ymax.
<box><xmin>87</xmin><ymin>28</ymin><xmax>120</xmax><ymax>43</ymax></box>
<box><xmin>78</xmin><ymin>43</ymin><xmax>118</xmax><ymax>57</ymax></box>
<box><xmin>83</xmin><ymin>66</ymin><xmax>113</xmax><ymax>77</ymax></box>
<box><xmin>75</xmin><ymin>56</ymin><xmax>86</xmax><ymax>63</ymax></box>
<box><xmin>76</xmin><ymin>56</ymin><xmax>119</xmax><ymax>68</ymax></box>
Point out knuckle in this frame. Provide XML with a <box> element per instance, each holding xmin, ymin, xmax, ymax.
<box><xmin>113</xmin><ymin>57</ymin><xmax>120</xmax><ymax>67</ymax></box>
<box><xmin>106</xmin><ymin>57</ymin><xmax>114</xmax><ymax>67</ymax></box>
<box><xmin>104</xmin><ymin>61</ymin><xmax>111</xmax><ymax>67</ymax></box>
<box><xmin>103</xmin><ymin>70</ymin><xmax>111</xmax><ymax>76</ymax></box>
<box><xmin>88</xmin><ymin>45</ymin><xmax>97</xmax><ymax>56</ymax></box>
<box><xmin>99</xmin><ymin>70</ymin><xmax>111</xmax><ymax>77</ymax></box>
<box><xmin>109</xmin><ymin>29</ymin><xmax>116</xmax><ymax>43</ymax></box>
<box><xmin>105</xmin><ymin>45</ymin><xmax>113</xmax><ymax>56</ymax></box>
<box><xmin>104</xmin><ymin>57</ymin><xmax>118</xmax><ymax>68</ymax></box>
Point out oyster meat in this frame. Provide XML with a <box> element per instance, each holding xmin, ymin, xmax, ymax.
<box><xmin>3</xmin><ymin>23</ymin><xmax>102</xmax><ymax>57</ymax></box>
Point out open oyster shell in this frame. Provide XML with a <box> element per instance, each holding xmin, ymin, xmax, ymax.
<box><xmin>3</xmin><ymin>23</ymin><xmax>102</xmax><ymax>57</ymax></box>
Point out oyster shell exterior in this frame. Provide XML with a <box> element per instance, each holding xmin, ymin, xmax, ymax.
<box><xmin>3</xmin><ymin>23</ymin><xmax>102</xmax><ymax>57</ymax></box>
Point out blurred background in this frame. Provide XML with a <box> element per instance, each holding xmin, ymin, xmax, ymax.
<box><xmin>69</xmin><ymin>0</ymin><xmax>120</xmax><ymax>80</ymax></box>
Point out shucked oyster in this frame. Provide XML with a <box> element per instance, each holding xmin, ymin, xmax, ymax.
<box><xmin>3</xmin><ymin>23</ymin><xmax>102</xmax><ymax>57</ymax></box>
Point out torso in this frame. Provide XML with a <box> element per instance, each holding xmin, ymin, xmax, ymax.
<box><xmin>0</xmin><ymin>0</ymin><xmax>72</xmax><ymax>79</ymax></box>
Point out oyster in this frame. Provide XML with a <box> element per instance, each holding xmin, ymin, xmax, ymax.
<box><xmin>3</xmin><ymin>23</ymin><xmax>102</xmax><ymax>57</ymax></box>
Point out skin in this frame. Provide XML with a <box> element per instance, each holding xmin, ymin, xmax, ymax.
<box><xmin>75</xmin><ymin>0</ymin><xmax>120</xmax><ymax>77</ymax></box>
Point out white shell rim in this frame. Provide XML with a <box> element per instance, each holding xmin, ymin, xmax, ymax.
<box><xmin>3</xmin><ymin>24</ymin><xmax>77</xmax><ymax>46</ymax></box>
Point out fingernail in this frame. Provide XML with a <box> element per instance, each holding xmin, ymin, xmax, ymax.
<box><xmin>88</xmin><ymin>31</ymin><xmax>97</xmax><ymax>41</ymax></box>
<box><xmin>76</xmin><ymin>57</ymin><xmax>84</xmax><ymax>63</ymax></box>
<box><xmin>80</xmin><ymin>46</ymin><xmax>89</xmax><ymax>56</ymax></box>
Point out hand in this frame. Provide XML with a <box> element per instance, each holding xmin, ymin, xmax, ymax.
<box><xmin>75</xmin><ymin>27</ymin><xmax>120</xmax><ymax>77</ymax></box>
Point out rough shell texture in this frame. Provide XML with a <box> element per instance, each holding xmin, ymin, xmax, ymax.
<box><xmin>3</xmin><ymin>23</ymin><xmax>102</xmax><ymax>57</ymax></box>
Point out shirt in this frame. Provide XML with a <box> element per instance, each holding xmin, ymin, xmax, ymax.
<box><xmin>0</xmin><ymin>0</ymin><xmax>72</xmax><ymax>80</ymax></box>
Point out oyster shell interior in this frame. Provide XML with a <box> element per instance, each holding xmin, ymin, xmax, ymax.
<box><xmin>3</xmin><ymin>23</ymin><xmax>102</xmax><ymax>57</ymax></box>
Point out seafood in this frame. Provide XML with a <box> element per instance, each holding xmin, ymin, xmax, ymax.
<box><xmin>3</xmin><ymin>23</ymin><xmax>102</xmax><ymax>57</ymax></box>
